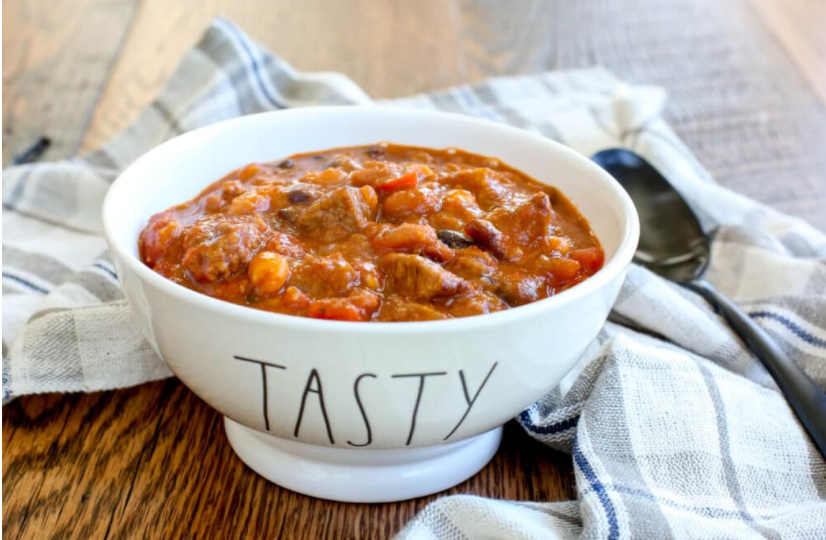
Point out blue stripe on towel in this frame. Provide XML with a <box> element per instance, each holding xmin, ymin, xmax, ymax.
<box><xmin>518</xmin><ymin>410</ymin><xmax>580</xmax><ymax>435</ymax></box>
<box><xmin>749</xmin><ymin>311</ymin><xmax>826</xmax><ymax>349</ymax></box>
<box><xmin>217</xmin><ymin>19</ymin><xmax>285</xmax><ymax>109</ymax></box>
<box><xmin>573</xmin><ymin>438</ymin><xmax>620</xmax><ymax>540</ymax></box>
<box><xmin>92</xmin><ymin>262</ymin><xmax>118</xmax><ymax>281</ymax></box>
<box><xmin>2</xmin><ymin>272</ymin><xmax>48</xmax><ymax>294</ymax></box>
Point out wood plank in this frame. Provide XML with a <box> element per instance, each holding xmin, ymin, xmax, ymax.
<box><xmin>548</xmin><ymin>0</ymin><xmax>826</xmax><ymax>231</ymax></box>
<box><xmin>749</xmin><ymin>0</ymin><xmax>826</xmax><ymax>104</ymax></box>
<box><xmin>2</xmin><ymin>382</ymin><xmax>574</xmax><ymax>540</ymax></box>
<box><xmin>5</xmin><ymin>0</ymin><xmax>826</xmax><ymax>538</ymax></box>
<box><xmin>2</xmin><ymin>384</ymin><xmax>174</xmax><ymax>539</ymax></box>
<box><xmin>1</xmin><ymin>0</ymin><xmax>141</xmax><ymax>165</ymax></box>
<box><xmin>81</xmin><ymin>0</ymin><xmax>566</xmax><ymax>152</ymax></box>
<box><xmin>82</xmin><ymin>0</ymin><xmax>472</xmax><ymax>151</ymax></box>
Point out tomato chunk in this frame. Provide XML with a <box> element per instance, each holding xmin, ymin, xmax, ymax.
<box><xmin>307</xmin><ymin>292</ymin><xmax>379</xmax><ymax>321</ymax></box>
<box><xmin>308</xmin><ymin>299</ymin><xmax>364</xmax><ymax>321</ymax></box>
<box><xmin>376</xmin><ymin>172</ymin><xmax>418</xmax><ymax>193</ymax></box>
<box><xmin>569</xmin><ymin>247</ymin><xmax>605</xmax><ymax>274</ymax></box>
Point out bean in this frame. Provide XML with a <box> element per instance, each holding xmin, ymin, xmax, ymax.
<box><xmin>437</xmin><ymin>229</ymin><xmax>474</xmax><ymax>249</ymax></box>
<box><xmin>288</xmin><ymin>190</ymin><xmax>311</xmax><ymax>204</ymax></box>
<box><xmin>365</xmin><ymin>146</ymin><xmax>385</xmax><ymax>159</ymax></box>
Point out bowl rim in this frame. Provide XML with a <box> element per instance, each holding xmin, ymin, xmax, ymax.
<box><xmin>102</xmin><ymin>105</ymin><xmax>640</xmax><ymax>335</ymax></box>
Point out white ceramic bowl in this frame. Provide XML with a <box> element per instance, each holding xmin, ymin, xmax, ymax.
<box><xmin>103</xmin><ymin>106</ymin><xmax>638</xmax><ymax>502</ymax></box>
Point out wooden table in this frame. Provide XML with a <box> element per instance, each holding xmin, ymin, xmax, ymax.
<box><xmin>3</xmin><ymin>1</ymin><xmax>826</xmax><ymax>538</ymax></box>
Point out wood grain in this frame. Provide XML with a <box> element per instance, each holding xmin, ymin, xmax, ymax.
<box><xmin>749</xmin><ymin>0</ymin><xmax>826</xmax><ymax>104</ymax></box>
<box><xmin>82</xmin><ymin>0</ymin><xmax>471</xmax><ymax>151</ymax></box>
<box><xmin>4</xmin><ymin>0</ymin><xmax>826</xmax><ymax>538</ymax></box>
<box><xmin>81</xmin><ymin>0</ymin><xmax>569</xmax><ymax>152</ymax></box>
<box><xmin>2</xmin><ymin>381</ymin><xmax>574</xmax><ymax>540</ymax></box>
<box><xmin>1</xmin><ymin>0</ymin><xmax>140</xmax><ymax>165</ymax></box>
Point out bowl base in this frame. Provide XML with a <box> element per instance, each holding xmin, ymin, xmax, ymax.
<box><xmin>223</xmin><ymin>417</ymin><xmax>502</xmax><ymax>502</ymax></box>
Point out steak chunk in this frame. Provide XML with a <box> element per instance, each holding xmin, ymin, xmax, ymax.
<box><xmin>376</xmin><ymin>297</ymin><xmax>448</xmax><ymax>321</ymax></box>
<box><xmin>380</xmin><ymin>253</ymin><xmax>469</xmax><ymax>301</ymax></box>
<box><xmin>371</xmin><ymin>223</ymin><xmax>453</xmax><ymax>262</ymax></box>
<box><xmin>297</xmin><ymin>186</ymin><xmax>373</xmax><ymax>242</ymax></box>
<box><xmin>182</xmin><ymin>215</ymin><xmax>269</xmax><ymax>282</ymax></box>
<box><xmin>465</xmin><ymin>192</ymin><xmax>553</xmax><ymax>262</ymax></box>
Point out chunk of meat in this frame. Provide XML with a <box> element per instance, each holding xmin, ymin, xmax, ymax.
<box><xmin>359</xmin><ymin>186</ymin><xmax>378</xmax><ymax>216</ymax></box>
<box><xmin>406</xmin><ymin>163</ymin><xmax>434</xmax><ymax>177</ymax></box>
<box><xmin>446</xmin><ymin>247</ymin><xmax>498</xmax><ymax>280</ymax></box>
<box><xmin>382</xmin><ymin>187</ymin><xmax>442</xmax><ymax>218</ymax></box>
<box><xmin>371</xmin><ymin>223</ymin><xmax>453</xmax><ymax>262</ymax></box>
<box><xmin>349</xmin><ymin>161</ymin><xmax>405</xmax><ymax>187</ymax></box>
<box><xmin>263</xmin><ymin>231</ymin><xmax>305</xmax><ymax>258</ymax></box>
<box><xmin>181</xmin><ymin>215</ymin><xmax>269</xmax><ymax>282</ymax></box>
<box><xmin>377</xmin><ymin>297</ymin><xmax>448</xmax><ymax>321</ymax></box>
<box><xmin>297</xmin><ymin>186</ymin><xmax>374</xmax><ymax>242</ymax></box>
<box><xmin>534</xmin><ymin>255</ymin><xmax>581</xmax><ymax>283</ymax></box>
<box><xmin>495</xmin><ymin>271</ymin><xmax>547</xmax><ymax>305</ymax></box>
<box><xmin>354</xmin><ymin>261</ymin><xmax>382</xmax><ymax>290</ymax></box>
<box><xmin>204</xmin><ymin>179</ymin><xmax>246</xmax><ymax>212</ymax></box>
<box><xmin>445</xmin><ymin>291</ymin><xmax>507</xmax><ymax>317</ymax></box>
<box><xmin>305</xmin><ymin>167</ymin><xmax>348</xmax><ymax>186</ymax></box>
<box><xmin>227</xmin><ymin>188</ymin><xmax>271</xmax><ymax>215</ymax></box>
<box><xmin>489</xmin><ymin>192</ymin><xmax>553</xmax><ymax>247</ymax></box>
<box><xmin>291</xmin><ymin>253</ymin><xmax>361</xmax><ymax>297</ymax></box>
<box><xmin>464</xmin><ymin>219</ymin><xmax>510</xmax><ymax>260</ymax></box>
<box><xmin>380</xmin><ymin>253</ymin><xmax>470</xmax><ymax>301</ymax></box>
<box><xmin>429</xmin><ymin>188</ymin><xmax>482</xmax><ymax>230</ymax></box>
<box><xmin>440</xmin><ymin>189</ymin><xmax>482</xmax><ymax>221</ymax></box>
<box><xmin>271</xmin><ymin>183</ymin><xmax>322</xmax><ymax>225</ymax></box>
<box><xmin>446</xmin><ymin>168</ymin><xmax>509</xmax><ymax>208</ymax></box>
<box><xmin>325</xmin><ymin>154</ymin><xmax>362</xmax><ymax>172</ymax></box>
<box><xmin>466</xmin><ymin>192</ymin><xmax>554</xmax><ymax>262</ymax></box>
<box><xmin>140</xmin><ymin>211</ymin><xmax>184</xmax><ymax>267</ymax></box>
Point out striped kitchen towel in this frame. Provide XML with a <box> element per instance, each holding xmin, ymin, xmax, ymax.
<box><xmin>3</xmin><ymin>19</ymin><xmax>826</xmax><ymax>539</ymax></box>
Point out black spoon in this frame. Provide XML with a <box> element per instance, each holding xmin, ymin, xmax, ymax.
<box><xmin>592</xmin><ymin>148</ymin><xmax>826</xmax><ymax>459</ymax></box>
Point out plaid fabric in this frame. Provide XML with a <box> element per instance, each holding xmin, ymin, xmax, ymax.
<box><xmin>4</xmin><ymin>19</ymin><xmax>826</xmax><ymax>539</ymax></box>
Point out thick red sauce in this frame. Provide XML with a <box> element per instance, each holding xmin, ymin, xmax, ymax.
<box><xmin>139</xmin><ymin>144</ymin><xmax>604</xmax><ymax>322</ymax></box>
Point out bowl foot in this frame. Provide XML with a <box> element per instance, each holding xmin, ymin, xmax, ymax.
<box><xmin>223</xmin><ymin>417</ymin><xmax>502</xmax><ymax>502</ymax></box>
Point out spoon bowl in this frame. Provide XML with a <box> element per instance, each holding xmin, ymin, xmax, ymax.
<box><xmin>592</xmin><ymin>148</ymin><xmax>826</xmax><ymax>459</ymax></box>
<box><xmin>592</xmin><ymin>149</ymin><xmax>709</xmax><ymax>282</ymax></box>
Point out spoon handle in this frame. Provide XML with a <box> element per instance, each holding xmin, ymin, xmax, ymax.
<box><xmin>686</xmin><ymin>279</ymin><xmax>826</xmax><ymax>459</ymax></box>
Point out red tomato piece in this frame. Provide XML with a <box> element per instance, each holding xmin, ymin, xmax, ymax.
<box><xmin>308</xmin><ymin>299</ymin><xmax>366</xmax><ymax>321</ymax></box>
<box><xmin>376</xmin><ymin>172</ymin><xmax>418</xmax><ymax>193</ymax></box>
<box><xmin>569</xmin><ymin>247</ymin><xmax>605</xmax><ymax>274</ymax></box>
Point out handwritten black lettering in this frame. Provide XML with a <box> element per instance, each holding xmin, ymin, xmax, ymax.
<box><xmin>392</xmin><ymin>372</ymin><xmax>447</xmax><ymax>446</ymax></box>
<box><xmin>294</xmin><ymin>369</ymin><xmax>335</xmax><ymax>444</ymax></box>
<box><xmin>443</xmin><ymin>362</ymin><xmax>498</xmax><ymax>441</ymax></box>
<box><xmin>233</xmin><ymin>356</ymin><xmax>287</xmax><ymax>431</ymax></box>
<box><xmin>347</xmin><ymin>373</ymin><xmax>378</xmax><ymax>447</ymax></box>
